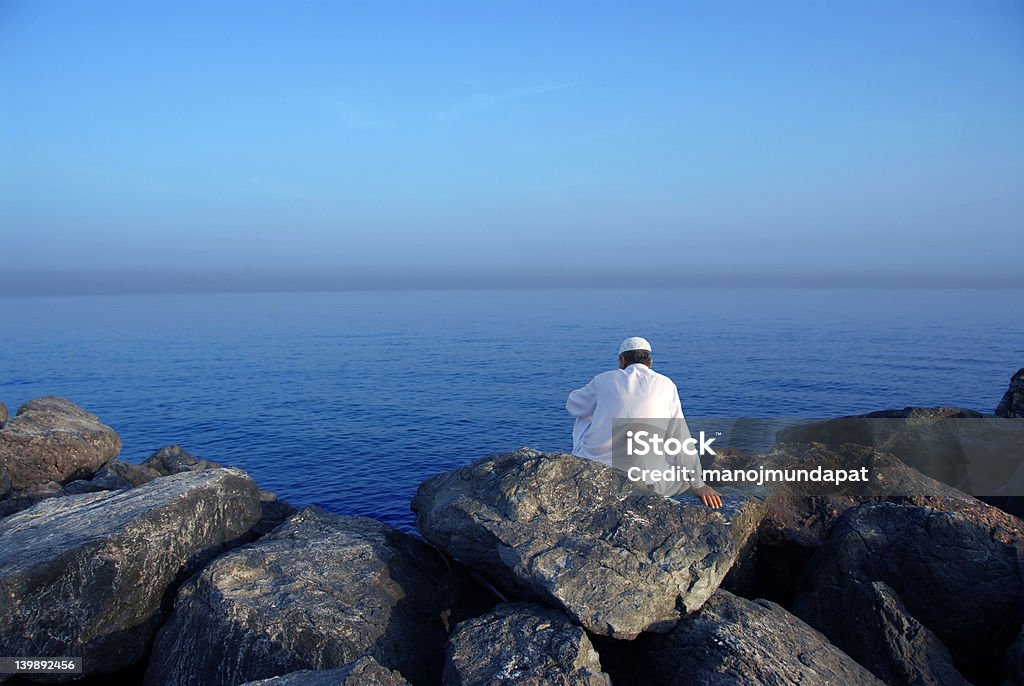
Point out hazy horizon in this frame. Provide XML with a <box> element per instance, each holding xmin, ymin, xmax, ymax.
<box><xmin>2</xmin><ymin>1</ymin><xmax>1022</xmax><ymax>294</ymax></box>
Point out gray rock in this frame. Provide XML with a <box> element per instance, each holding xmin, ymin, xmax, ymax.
<box><xmin>145</xmin><ymin>507</ymin><xmax>487</xmax><ymax>686</ymax></box>
<box><xmin>412</xmin><ymin>449</ymin><xmax>739</xmax><ymax>639</ymax></box>
<box><xmin>251</xmin><ymin>495</ymin><xmax>297</xmax><ymax>538</ymax></box>
<box><xmin>0</xmin><ymin>467</ymin><xmax>262</xmax><ymax>677</ymax></box>
<box><xmin>0</xmin><ymin>397</ymin><xmax>120</xmax><ymax>490</ymax></box>
<box><xmin>0</xmin><ymin>401</ymin><xmax>7</xmax><ymax>429</ymax></box>
<box><xmin>0</xmin><ymin>480</ymin><xmax>66</xmax><ymax>519</ymax></box>
<box><xmin>141</xmin><ymin>444</ymin><xmax>221</xmax><ymax>476</ymax></box>
<box><xmin>600</xmin><ymin>590</ymin><xmax>882</xmax><ymax>686</ymax></box>
<box><xmin>240</xmin><ymin>657</ymin><xmax>411</xmax><ymax>686</ymax></box>
<box><xmin>62</xmin><ymin>479</ymin><xmax>101</xmax><ymax>495</ymax></box>
<box><xmin>93</xmin><ymin>460</ymin><xmax>161</xmax><ymax>487</ymax></box>
<box><xmin>997</xmin><ymin>368</ymin><xmax>1024</xmax><ymax>418</ymax></box>
<box><xmin>792</xmin><ymin>579</ymin><xmax>968</xmax><ymax>686</ymax></box>
<box><xmin>794</xmin><ymin>502</ymin><xmax>1022</xmax><ymax>684</ymax></box>
<box><xmin>0</xmin><ymin>471</ymin><xmax>10</xmax><ymax>500</ymax></box>
<box><xmin>443</xmin><ymin>602</ymin><xmax>611</xmax><ymax>686</ymax></box>
<box><xmin>712</xmin><ymin>487</ymin><xmax>769</xmax><ymax>596</ymax></box>
<box><xmin>752</xmin><ymin>443</ymin><xmax>1024</xmax><ymax>604</ymax></box>
<box><xmin>89</xmin><ymin>474</ymin><xmax>133</xmax><ymax>491</ymax></box>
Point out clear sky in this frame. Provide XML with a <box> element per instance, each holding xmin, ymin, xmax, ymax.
<box><xmin>1</xmin><ymin>1</ymin><xmax>1022</xmax><ymax>293</ymax></box>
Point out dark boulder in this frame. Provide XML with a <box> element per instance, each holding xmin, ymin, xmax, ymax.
<box><xmin>442</xmin><ymin>602</ymin><xmax>611</xmax><ymax>686</ymax></box>
<box><xmin>599</xmin><ymin>590</ymin><xmax>883</xmax><ymax>686</ymax></box>
<box><xmin>713</xmin><ymin>487</ymin><xmax>770</xmax><ymax>596</ymax></box>
<box><xmin>141</xmin><ymin>444</ymin><xmax>222</xmax><ymax>476</ymax></box>
<box><xmin>1007</xmin><ymin>628</ymin><xmax>1024</xmax><ymax>686</ymax></box>
<box><xmin>240</xmin><ymin>657</ymin><xmax>411</xmax><ymax>686</ymax></box>
<box><xmin>997</xmin><ymin>368</ymin><xmax>1024</xmax><ymax>418</ymax></box>
<box><xmin>0</xmin><ymin>397</ymin><xmax>120</xmax><ymax>490</ymax></box>
<box><xmin>0</xmin><ymin>480</ymin><xmax>65</xmax><ymax>519</ymax></box>
<box><xmin>412</xmin><ymin>449</ymin><xmax>744</xmax><ymax>639</ymax></box>
<box><xmin>0</xmin><ymin>467</ymin><xmax>262</xmax><ymax>678</ymax></box>
<box><xmin>751</xmin><ymin>442</ymin><xmax>1024</xmax><ymax>604</ymax></box>
<box><xmin>93</xmin><ymin>460</ymin><xmax>161</xmax><ymax>487</ymax></box>
<box><xmin>793</xmin><ymin>502</ymin><xmax>1022</xmax><ymax>684</ymax></box>
<box><xmin>791</xmin><ymin>578</ymin><xmax>967</xmax><ymax>686</ymax></box>
<box><xmin>145</xmin><ymin>508</ymin><xmax>487</xmax><ymax>686</ymax></box>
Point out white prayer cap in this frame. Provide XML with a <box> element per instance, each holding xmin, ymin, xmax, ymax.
<box><xmin>618</xmin><ymin>337</ymin><xmax>652</xmax><ymax>355</ymax></box>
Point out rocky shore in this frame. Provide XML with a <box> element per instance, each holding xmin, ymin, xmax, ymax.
<box><xmin>1</xmin><ymin>369</ymin><xmax>1022</xmax><ymax>686</ymax></box>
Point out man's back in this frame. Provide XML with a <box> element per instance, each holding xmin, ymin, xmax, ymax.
<box><xmin>567</xmin><ymin>363</ymin><xmax>683</xmax><ymax>465</ymax></box>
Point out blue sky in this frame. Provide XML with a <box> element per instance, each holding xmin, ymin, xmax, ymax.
<box><xmin>1</xmin><ymin>1</ymin><xmax>1022</xmax><ymax>292</ymax></box>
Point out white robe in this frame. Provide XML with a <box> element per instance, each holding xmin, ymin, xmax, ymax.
<box><xmin>566</xmin><ymin>363</ymin><xmax>705</xmax><ymax>495</ymax></box>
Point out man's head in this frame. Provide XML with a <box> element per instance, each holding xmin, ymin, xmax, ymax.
<box><xmin>618</xmin><ymin>336</ymin><xmax>652</xmax><ymax>369</ymax></box>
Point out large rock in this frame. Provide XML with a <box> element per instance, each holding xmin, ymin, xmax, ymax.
<box><xmin>793</xmin><ymin>502</ymin><xmax>1022</xmax><ymax>684</ymax></box>
<box><xmin>0</xmin><ymin>397</ymin><xmax>121</xmax><ymax>490</ymax></box>
<box><xmin>997</xmin><ymin>368</ymin><xmax>1024</xmax><ymax>418</ymax></box>
<box><xmin>791</xmin><ymin>578</ymin><xmax>967</xmax><ymax>686</ymax></box>
<box><xmin>0</xmin><ymin>401</ymin><xmax>7</xmax><ymax>428</ymax></box>
<box><xmin>0</xmin><ymin>467</ymin><xmax>262</xmax><ymax>677</ymax></box>
<box><xmin>240</xmin><ymin>657</ymin><xmax>411</xmax><ymax>686</ymax></box>
<box><xmin>145</xmin><ymin>508</ymin><xmax>487</xmax><ymax>686</ymax></box>
<box><xmin>751</xmin><ymin>443</ymin><xmax>1024</xmax><ymax>603</ymax></box>
<box><xmin>412</xmin><ymin>449</ymin><xmax>742</xmax><ymax>639</ymax></box>
<box><xmin>599</xmin><ymin>590</ymin><xmax>883</xmax><ymax>686</ymax></box>
<box><xmin>443</xmin><ymin>602</ymin><xmax>610</xmax><ymax>686</ymax></box>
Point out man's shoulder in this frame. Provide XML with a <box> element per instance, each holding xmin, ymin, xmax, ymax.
<box><xmin>638</xmin><ymin>366</ymin><xmax>679</xmax><ymax>388</ymax></box>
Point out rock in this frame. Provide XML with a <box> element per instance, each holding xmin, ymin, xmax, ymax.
<box><xmin>750</xmin><ymin>442</ymin><xmax>1024</xmax><ymax>604</ymax></box>
<box><xmin>442</xmin><ymin>602</ymin><xmax>611</xmax><ymax>686</ymax></box>
<box><xmin>142</xmin><ymin>444</ymin><xmax>222</xmax><ymax>476</ymax></box>
<box><xmin>240</xmin><ymin>657</ymin><xmax>411</xmax><ymax>686</ymax></box>
<box><xmin>0</xmin><ymin>480</ymin><xmax>66</xmax><ymax>519</ymax></box>
<box><xmin>713</xmin><ymin>487</ymin><xmax>770</xmax><ymax>596</ymax></box>
<box><xmin>145</xmin><ymin>507</ymin><xmax>487</xmax><ymax>686</ymax></box>
<box><xmin>251</xmin><ymin>494</ymin><xmax>297</xmax><ymax>538</ymax></box>
<box><xmin>0</xmin><ymin>401</ymin><xmax>7</xmax><ymax>429</ymax></box>
<box><xmin>793</xmin><ymin>502</ymin><xmax>1022</xmax><ymax>684</ymax></box>
<box><xmin>0</xmin><ymin>471</ymin><xmax>10</xmax><ymax>500</ymax></box>
<box><xmin>0</xmin><ymin>397</ymin><xmax>121</xmax><ymax>490</ymax></box>
<box><xmin>997</xmin><ymin>368</ymin><xmax>1024</xmax><ymax>418</ymax></box>
<box><xmin>61</xmin><ymin>479</ymin><xmax>105</xmax><ymax>495</ymax></box>
<box><xmin>93</xmin><ymin>460</ymin><xmax>161</xmax><ymax>487</ymax></box>
<box><xmin>89</xmin><ymin>473</ymin><xmax>133</xmax><ymax>491</ymax></box>
<box><xmin>0</xmin><ymin>467</ymin><xmax>262</xmax><ymax>677</ymax></box>
<box><xmin>1007</xmin><ymin>629</ymin><xmax>1024</xmax><ymax>686</ymax></box>
<box><xmin>598</xmin><ymin>590</ymin><xmax>883</xmax><ymax>686</ymax></box>
<box><xmin>792</xmin><ymin>579</ymin><xmax>968</xmax><ymax>686</ymax></box>
<box><xmin>412</xmin><ymin>449</ymin><xmax>740</xmax><ymax>639</ymax></box>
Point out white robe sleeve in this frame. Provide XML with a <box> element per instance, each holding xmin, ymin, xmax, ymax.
<box><xmin>668</xmin><ymin>389</ymin><xmax>705</xmax><ymax>490</ymax></box>
<box><xmin>566</xmin><ymin>378</ymin><xmax>598</xmax><ymax>418</ymax></box>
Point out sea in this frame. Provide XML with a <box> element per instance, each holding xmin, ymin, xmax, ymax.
<box><xmin>1</xmin><ymin>288</ymin><xmax>1020</xmax><ymax>532</ymax></box>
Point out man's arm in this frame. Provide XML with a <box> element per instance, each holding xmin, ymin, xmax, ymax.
<box><xmin>566</xmin><ymin>377</ymin><xmax>598</xmax><ymax>418</ymax></box>
<box><xmin>668</xmin><ymin>389</ymin><xmax>722</xmax><ymax>509</ymax></box>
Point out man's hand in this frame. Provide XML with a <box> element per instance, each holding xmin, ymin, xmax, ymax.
<box><xmin>692</xmin><ymin>485</ymin><xmax>723</xmax><ymax>509</ymax></box>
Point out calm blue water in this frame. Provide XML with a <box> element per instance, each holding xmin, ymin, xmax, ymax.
<box><xmin>1</xmin><ymin>288</ymin><xmax>1021</xmax><ymax>532</ymax></box>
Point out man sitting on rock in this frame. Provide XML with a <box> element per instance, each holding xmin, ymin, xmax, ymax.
<box><xmin>566</xmin><ymin>336</ymin><xmax>723</xmax><ymax>508</ymax></box>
